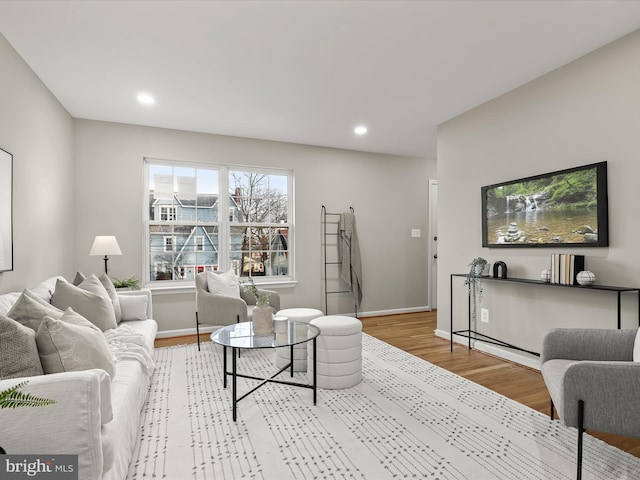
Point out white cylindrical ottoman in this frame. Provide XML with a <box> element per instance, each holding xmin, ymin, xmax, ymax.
<box><xmin>308</xmin><ymin>315</ymin><xmax>362</xmax><ymax>389</ymax></box>
<box><xmin>275</xmin><ymin>308</ymin><xmax>324</xmax><ymax>371</ymax></box>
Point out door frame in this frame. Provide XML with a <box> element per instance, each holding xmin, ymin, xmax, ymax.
<box><xmin>428</xmin><ymin>179</ymin><xmax>438</xmax><ymax>309</ymax></box>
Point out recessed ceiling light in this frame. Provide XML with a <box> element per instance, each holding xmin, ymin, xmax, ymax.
<box><xmin>137</xmin><ymin>93</ymin><xmax>155</xmax><ymax>105</ymax></box>
<box><xmin>354</xmin><ymin>125</ymin><xmax>368</xmax><ymax>135</ymax></box>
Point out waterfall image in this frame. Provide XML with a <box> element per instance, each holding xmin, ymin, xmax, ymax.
<box><xmin>483</xmin><ymin>163</ymin><xmax>605</xmax><ymax>246</ymax></box>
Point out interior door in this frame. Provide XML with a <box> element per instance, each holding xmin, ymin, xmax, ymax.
<box><xmin>428</xmin><ymin>179</ymin><xmax>438</xmax><ymax>309</ymax></box>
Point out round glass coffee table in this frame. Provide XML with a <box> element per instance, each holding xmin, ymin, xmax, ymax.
<box><xmin>211</xmin><ymin>320</ymin><xmax>321</xmax><ymax>421</ymax></box>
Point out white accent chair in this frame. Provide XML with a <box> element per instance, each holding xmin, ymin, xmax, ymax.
<box><xmin>194</xmin><ymin>272</ymin><xmax>280</xmax><ymax>350</ymax></box>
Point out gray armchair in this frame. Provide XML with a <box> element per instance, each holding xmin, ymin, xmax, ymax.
<box><xmin>540</xmin><ymin>328</ymin><xmax>640</xmax><ymax>480</ymax></box>
<box><xmin>195</xmin><ymin>272</ymin><xmax>280</xmax><ymax>350</ymax></box>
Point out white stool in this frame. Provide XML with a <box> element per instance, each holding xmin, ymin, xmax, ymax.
<box><xmin>308</xmin><ymin>315</ymin><xmax>362</xmax><ymax>389</ymax></box>
<box><xmin>275</xmin><ymin>308</ymin><xmax>324</xmax><ymax>371</ymax></box>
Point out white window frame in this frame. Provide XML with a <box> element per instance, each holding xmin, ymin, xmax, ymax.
<box><xmin>144</xmin><ymin>158</ymin><xmax>294</xmax><ymax>287</ymax></box>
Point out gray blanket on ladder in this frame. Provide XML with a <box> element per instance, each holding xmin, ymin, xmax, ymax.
<box><xmin>339</xmin><ymin>211</ymin><xmax>363</xmax><ymax>309</ymax></box>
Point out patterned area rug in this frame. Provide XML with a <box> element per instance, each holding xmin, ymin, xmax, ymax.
<box><xmin>127</xmin><ymin>335</ymin><xmax>640</xmax><ymax>479</ymax></box>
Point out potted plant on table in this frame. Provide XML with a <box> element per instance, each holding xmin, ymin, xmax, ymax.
<box><xmin>464</xmin><ymin>257</ymin><xmax>488</xmax><ymax>326</ymax></box>
<box><xmin>242</xmin><ymin>277</ymin><xmax>273</xmax><ymax>336</ymax></box>
<box><xmin>111</xmin><ymin>276</ymin><xmax>141</xmax><ymax>290</ymax></box>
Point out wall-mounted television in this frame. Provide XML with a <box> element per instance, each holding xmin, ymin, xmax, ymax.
<box><xmin>482</xmin><ymin>161</ymin><xmax>609</xmax><ymax>248</ymax></box>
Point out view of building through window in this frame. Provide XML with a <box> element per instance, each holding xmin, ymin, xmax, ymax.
<box><xmin>145</xmin><ymin>160</ymin><xmax>292</xmax><ymax>283</ymax></box>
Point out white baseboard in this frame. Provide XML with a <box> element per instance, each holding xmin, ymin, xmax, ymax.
<box><xmin>155</xmin><ymin>307</ymin><xmax>432</xmax><ymax>338</ymax></box>
<box><xmin>358</xmin><ymin>306</ymin><xmax>431</xmax><ymax>317</ymax></box>
<box><xmin>155</xmin><ymin>325</ymin><xmax>217</xmax><ymax>339</ymax></box>
<box><xmin>434</xmin><ymin>329</ymin><xmax>541</xmax><ymax>371</ymax></box>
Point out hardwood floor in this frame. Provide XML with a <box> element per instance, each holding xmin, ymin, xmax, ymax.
<box><xmin>155</xmin><ymin>310</ymin><xmax>640</xmax><ymax>458</ymax></box>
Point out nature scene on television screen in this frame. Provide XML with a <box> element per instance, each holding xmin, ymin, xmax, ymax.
<box><xmin>485</xmin><ymin>166</ymin><xmax>599</xmax><ymax>245</ymax></box>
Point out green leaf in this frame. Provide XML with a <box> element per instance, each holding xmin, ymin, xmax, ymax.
<box><xmin>0</xmin><ymin>381</ymin><xmax>56</xmax><ymax>409</ymax></box>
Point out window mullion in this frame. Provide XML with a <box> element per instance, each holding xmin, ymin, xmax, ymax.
<box><xmin>218</xmin><ymin>166</ymin><xmax>230</xmax><ymax>272</ymax></box>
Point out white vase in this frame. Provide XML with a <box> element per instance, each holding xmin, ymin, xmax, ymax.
<box><xmin>252</xmin><ymin>306</ymin><xmax>273</xmax><ymax>335</ymax></box>
<box><xmin>540</xmin><ymin>269</ymin><xmax>551</xmax><ymax>282</ymax></box>
<box><xmin>576</xmin><ymin>271</ymin><xmax>596</xmax><ymax>286</ymax></box>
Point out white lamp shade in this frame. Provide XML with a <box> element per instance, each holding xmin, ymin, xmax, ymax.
<box><xmin>89</xmin><ymin>236</ymin><xmax>122</xmax><ymax>256</ymax></box>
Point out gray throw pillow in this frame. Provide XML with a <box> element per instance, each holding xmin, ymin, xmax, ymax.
<box><xmin>99</xmin><ymin>273</ymin><xmax>122</xmax><ymax>324</ymax></box>
<box><xmin>73</xmin><ymin>271</ymin><xmax>86</xmax><ymax>286</ymax></box>
<box><xmin>36</xmin><ymin>308</ymin><xmax>116</xmax><ymax>379</ymax></box>
<box><xmin>0</xmin><ymin>314</ymin><xmax>44</xmax><ymax>380</ymax></box>
<box><xmin>6</xmin><ymin>289</ymin><xmax>64</xmax><ymax>331</ymax></box>
<box><xmin>51</xmin><ymin>276</ymin><xmax>117</xmax><ymax>331</ymax></box>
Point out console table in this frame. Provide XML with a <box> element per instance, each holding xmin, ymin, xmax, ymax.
<box><xmin>450</xmin><ymin>273</ymin><xmax>640</xmax><ymax>356</ymax></box>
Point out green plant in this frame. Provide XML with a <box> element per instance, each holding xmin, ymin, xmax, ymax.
<box><xmin>464</xmin><ymin>257</ymin><xmax>487</xmax><ymax>323</ymax></box>
<box><xmin>111</xmin><ymin>276</ymin><xmax>141</xmax><ymax>290</ymax></box>
<box><xmin>0</xmin><ymin>381</ymin><xmax>56</xmax><ymax>409</ymax></box>
<box><xmin>242</xmin><ymin>277</ymin><xmax>270</xmax><ymax>308</ymax></box>
<box><xmin>464</xmin><ymin>257</ymin><xmax>487</xmax><ymax>290</ymax></box>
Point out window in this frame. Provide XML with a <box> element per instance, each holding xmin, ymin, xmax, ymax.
<box><xmin>195</xmin><ymin>236</ymin><xmax>204</xmax><ymax>252</ymax></box>
<box><xmin>159</xmin><ymin>206</ymin><xmax>177</xmax><ymax>221</ymax></box>
<box><xmin>145</xmin><ymin>159</ymin><xmax>293</xmax><ymax>284</ymax></box>
<box><xmin>163</xmin><ymin>236</ymin><xmax>173</xmax><ymax>252</ymax></box>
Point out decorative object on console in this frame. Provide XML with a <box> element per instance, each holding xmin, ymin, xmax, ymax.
<box><xmin>576</xmin><ymin>270</ymin><xmax>596</xmax><ymax>286</ymax></box>
<box><xmin>89</xmin><ymin>236</ymin><xmax>122</xmax><ymax>274</ymax></box>
<box><xmin>464</xmin><ymin>257</ymin><xmax>487</xmax><ymax>325</ymax></box>
<box><xmin>493</xmin><ymin>261</ymin><xmax>508</xmax><ymax>279</ymax></box>
<box><xmin>464</xmin><ymin>257</ymin><xmax>487</xmax><ymax>291</ymax></box>
<box><xmin>540</xmin><ymin>269</ymin><xmax>551</xmax><ymax>282</ymax></box>
<box><xmin>481</xmin><ymin>161</ymin><xmax>609</xmax><ymax>248</ymax></box>
<box><xmin>550</xmin><ymin>254</ymin><xmax>585</xmax><ymax>285</ymax></box>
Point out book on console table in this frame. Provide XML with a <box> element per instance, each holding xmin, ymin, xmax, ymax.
<box><xmin>550</xmin><ymin>254</ymin><xmax>584</xmax><ymax>286</ymax></box>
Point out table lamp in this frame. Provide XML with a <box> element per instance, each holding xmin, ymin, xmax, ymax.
<box><xmin>89</xmin><ymin>235</ymin><xmax>122</xmax><ymax>274</ymax></box>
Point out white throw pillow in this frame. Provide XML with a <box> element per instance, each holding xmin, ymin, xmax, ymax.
<box><xmin>119</xmin><ymin>295</ymin><xmax>148</xmax><ymax>321</ymax></box>
<box><xmin>634</xmin><ymin>328</ymin><xmax>640</xmax><ymax>362</ymax></box>
<box><xmin>51</xmin><ymin>276</ymin><xmax>117</xmax><ymax>331</ymax></box>
<box><xmin>7</xmin><ymin>289</ymin><xmax>64</xmax><ymax>331</ymax></box>
<box><xmin>206</xmin><ymin>270</ymin><xmax>240</xmax><ymax>298</ymax></box>
<box><xmin>36</xmin><ymin>308</ymin><xmax>116</xmax><ymax>379</ymax></box>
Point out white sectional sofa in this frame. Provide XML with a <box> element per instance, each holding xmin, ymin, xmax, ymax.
<box><xmin>0</xmin><ymin>275</ymin><xmax>157</xmax><ymax>480</ymax></box>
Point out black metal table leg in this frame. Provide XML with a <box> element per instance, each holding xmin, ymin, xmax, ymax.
<box><xmin>313</xmin><ymin>337</ymin><xmax>317</xmax><ymax>405</ymax></box>
<box><xmin>617</xmin><ymin>291</ymin><xmax>622</xmax><ymax>329</ymax></box>
<box><xmin>232</xmin><ymin>347</ymin><xmax>237</xmax><ymax>422</ymax></box>
<box><xmin>223</xmin><ymin>345</ymin><xmax>227</xmax><ymax>388</ymax></box>
<box><xmin>290</xmin><ymin>344</ymin><xmax>294</xmax><ymax>377</ymax></box>
<box><xmin>450</xmin><ymin>274</ymin><xmax>453</xmax><ymax>352</ymax></box>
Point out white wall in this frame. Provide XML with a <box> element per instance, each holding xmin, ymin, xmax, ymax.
<box><xmin>0</xmin><ymin>34</ymin><xmax>75</xmax><ymax>292</ymax></box>
<box><xmin>437</xmin><ymin>29</ymin><xmax>640</xmax><ymax>365</ymax></box>
<box><xmin>73</xmin><ymin>120</ymin><xmax>436</xmax><ymax>332</ymax></box>
<box><xmin>0</xmin><ymin>32</ymin><xmax>435</xmax><ymax>333</ymax></box>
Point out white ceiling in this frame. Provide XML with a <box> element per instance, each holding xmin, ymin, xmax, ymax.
<box><xmin>1</xmin><ymin>1</ymin><xmax>640</xmax><ymax>158</ymax></box>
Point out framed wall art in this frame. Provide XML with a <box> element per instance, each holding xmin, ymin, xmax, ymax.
<box><xmin>482</xmin><ymin>161</ymin><xmax>609</xmax><ymax>248</ymax></box>
<box><xmin>0</xmin><ymin>147</ymin><xmax>13</xmax><ymax>271</ymax></box>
